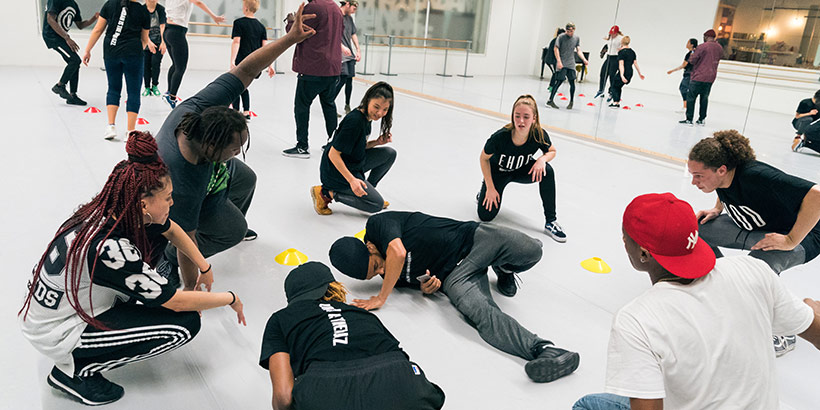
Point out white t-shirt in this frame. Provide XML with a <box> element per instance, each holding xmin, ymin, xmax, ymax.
<box><xmin>606</xmin><ymin>35</ymin><xmax>622</xmax><ymax>56</ymax></box>
<box><xmin>165</xmin><ymin>0</ymin><xmax>194</xmax><ymax>28</ymax></box>
<box><xmin>605</xmin><ymin>256</ymin><xmax>813</xmax><ymax>410</ymax></box>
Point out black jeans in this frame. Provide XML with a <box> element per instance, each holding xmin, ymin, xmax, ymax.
<box><xmin>50</xmin><ymin>39</ymin><xmax>81</xmax><ymax>93</ymax></box>
<box><xmin>294</xmin><ymin>74</ymin><xmax>339</xmax><ymax>149</ymax></box>
<box><xmin>609</xmin><ymin>74</ymin><xmax>631</xmax><ymax>103</ymax></box>
<box><xmin>72</xmin><ymin>303</ymin><xmax>200</xmax><ymax>377</ymax></box>
<box><xmin>685</xmin><ymin>80</ymin><xmax>713</xmax><ymax>121</ymax></box>
<box><xmin>143</xmin><ymin>45</ymin><xmax>163</xmax><ymax>88</ymax></box>
<box><xmin>164</xmin><ymin>24</ymin><xmax>188</xmax><ymax>96</ymax></box>
<box><xmin>329</xmin><ymin>147</ymin><xmax>397</xmax><ymax>213</ymax></box>
<box><xmin>477</xmin><ymin>165</ymin><xmax>557</xmax><ymax>223</ymax></box>
<box><xmin>598</xmin><ymin>55</ymin><xmax>618</xmax><ymax>94</ymax></box>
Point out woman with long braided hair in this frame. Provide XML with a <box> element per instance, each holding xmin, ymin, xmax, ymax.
<box><xmin>260</xmin><ymin>262</ymin><xmax>445</xmax><ymax>410</ymax></box>
<box><xmin>19</xmin><ymin>131</ymin><xmax>246</xmax><ymax>406</ymax></box>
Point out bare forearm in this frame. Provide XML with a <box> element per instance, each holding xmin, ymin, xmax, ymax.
<box><xmin>479</xmin><ymin>155</ymin><xmax>496</xmax><ymax>191</ymax></box>
<box><xmin>162</xmin><ymin>289</ymin><xmax>234</xmax><ymax>311</ymax></box>
<box><xmin>787</xmin><ymin>187</ymin><xmax>820</xmax><ymax>244</ymax></box>
<box><xmin>328</xmin><ymin>148</ymin><xmax>357</xmax><ymax>184</ymax></box>
<box><xmin>192</xmin><ymin>0</ymin><xmax>218</xmax><ymax>20</ymax></box>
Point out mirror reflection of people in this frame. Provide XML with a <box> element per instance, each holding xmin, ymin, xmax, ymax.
<box><xmin>260</xmin><ymin>262</ymin><xmax>445</xmax><ymax>410</ymax></box>
<box><xmin>594</xmin><ymin>25</ymin><xmax>623</xmax><ymax>100</ymax></box>
<box><xmin>679</xmin><ymin>29</ymin><xmax>722</xmax><ymax>126</ymax></box>
<box><xmin>790</xmin><ymin>89</ymin><xmax>820</xmax><ymax>152</ymax></box>
<box><xmin>607</xmin><ymin>36</ymin><xmax>644</xmax><ymax>109</ymax></box>
<box><xmin>666</xmin><ymin>38</ymin><xmax>697</xmax><ymax>114</ymax></box>
<box><xmin>546</xmin><ymin>22</ymin><xmax>588</xmax><ymax>110</ymax></box>
<box><xmin>573</xmin><ymin>193</ymin><xmax>820</xmax><ymax>410</ymax></box>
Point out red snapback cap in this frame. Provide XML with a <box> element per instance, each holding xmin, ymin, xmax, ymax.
<box><xmin>623</xmin><ymin>193</ymin><xmax>716</xmax><ymax>279</ymax></box>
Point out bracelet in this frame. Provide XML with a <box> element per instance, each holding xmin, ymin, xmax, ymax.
<box><xmin>200</xmin><ymin>264</ymin><xmax>212</xmax><ymax>274</ymax></box>
<box><xmin>228</xmin><ymin>291</ymin><xmax>236</xmax><ymax>305</ymax></box>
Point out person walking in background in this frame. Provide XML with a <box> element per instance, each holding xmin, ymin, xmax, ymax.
<box><xmin>544</xmin><ymin>28</ymin><xmax>565</xmax><ymax>92</ymax></box>
<box><xmin>667</xmin><ymin>38</ymin><xmax>697</xmax><ymax>114</ymax></box>
<box><xmin>546</xmin><ymin>22</ymin><xmax>588</xmax><ymax>110</ymax></box>
<box><xmin>679</xmin><ymin>29</ymin><xmax>722</xmax><ymax>126</ymax></box>
<box><xmin>333</xmin><ymin>1</ymin><xmax>361</xmax><ymax>117</ymax></box>
<box><xmin>163</xmin><ymin>0</ymin><xmax>226</xmax><ymax>109</ymax></box>
<box><xmin>42</xmin><ymin>0</ymin><xmax>99</xmax><ymax>105</ymax></box>
<box><xmin>608</xmin><ymin>36</ymin><xmax>644</xmax><ymax>108</ymax></box>
<box><xmin>142</xmin><ymin>0</ymin><xmax>166</xmax><ymax>98</ymax></box>
<box><xmin>594</xmin><ymin>25</ymin><xmax>623</xmax><ymax>100</ymax></box>
<box><xmin>229</xmin><ymin>0</ymin><xmax>275</xmax><ymax>119</ymax></box>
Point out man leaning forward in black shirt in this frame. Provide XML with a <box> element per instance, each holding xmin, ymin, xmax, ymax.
<box><xmin>329</xmin><ymin>211</ymin><xmax>580</xmax><ymax>383</ymax></box>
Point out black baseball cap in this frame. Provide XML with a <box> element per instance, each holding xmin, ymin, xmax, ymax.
<box><xmin>284</xmin><ymin>262</ymin><xmax>335</xmax><ymax>304</ymax></box>
<box><xmin>329</xmin><ymin>237</ymin><xmax>370</xmax><ymax>280</ymax></box>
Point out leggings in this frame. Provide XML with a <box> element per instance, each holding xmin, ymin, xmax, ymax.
<box><xmin>164</xmin><ymin>24</ymin><xmax>188</xmax><ymax>96</ymax></box>
<box><xmin>51</xmin><ymin>40</ymin><xmax>81</xmax><ymax>93</ymax></box>
<box><xmin>71</xmin><ymin>302</ymin><xmax>200</xmax><ymax>377</ymax></box>
<box><xmin>326</xmin><ymin>147</ymin><xmax>397</xmax><ymax>213</ymax></box>
<box><xmin>334</xmin><ymin>75</ymin><xmax>354</xmax><ymax>106</ymax></box>
<box><xmin>233</xmin><ymin>90</ymin><xmax>250</xmax><ymax>112</ymax></box>
<box><xmin>477</xmin><ymin>164</ymin><xmax>557</xmax><ymax>223</ymax></box>
<box><xmin>143</xmin><ymin>45</ymin><xmax>163</xmax><ymax>88</ymax></box>
<box><xmin>597</xmin><ymin>55</ymin><xmax>618</xmax><ymax>94</ymax></box>
<box><xmin>609</xmin><ymin>74</ymin><xmax>631</xmax><ymax>103</ymax></box>
<box><xmin>549</xmin><ymin>68</ymin><xmax>577</xmax><ymax>101</ymax></box>
<box><xmin>104</xmin><ymin>54</ymin><xmax>144</xmax><ymax>113</ymax></box>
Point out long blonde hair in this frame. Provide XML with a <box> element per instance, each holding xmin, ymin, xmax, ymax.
<box><xmin>503</xmin><ymin>95</ymin><xmax>547</xmax><ymax>145</ymax></box>
<box><xmin>321</xmin><ymin>281</ymin><xmax>349</xmax><ymax>303</ymax></box>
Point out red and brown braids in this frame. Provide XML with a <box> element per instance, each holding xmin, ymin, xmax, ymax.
<box><xmin>20</xmin><ymin>131</ymin><xmax>170</xmax><ymax>329</ymax></box>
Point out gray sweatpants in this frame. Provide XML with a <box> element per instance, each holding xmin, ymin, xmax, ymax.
<box><xmin>699</xmin><ymin>214</ymin><xmax>806</xmax><ymax>274</ymax></box>
<box><xmin>441</xmin><ymin>223</ymin><xmax>549</xmax><ymax>360</ymax></box>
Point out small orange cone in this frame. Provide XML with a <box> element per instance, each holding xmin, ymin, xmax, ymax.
<box><xmin>249</xmin><ymin>111</ymin><xmax>258</xmax><ymax>117</ymax></box>
<box><xmin>586</xmin><ymin>102</ymin><xmax>595</xmax><ymax>106</ymax></box>
<box><xmin>578</xmin><ymin>93</ymin><xmax>585</xmax><ymax>97</ymax></box>
<box><xmin>622</xmin><ymin>106</ymin><xmax>631</xmax><ymax>110</ymax></box>
<box><xmin>137</xmin><ymin>118</ymin><xmax>150</xmax><ymax>125</ymax></box>
<box><xmin>275</xmin><ymin>248</ymin><xmax>308</xmax><ymax>266</ymax></box>
<box><xmin>581</xmin><ymin>257</ymin><xmax>611</xmax><ymax>274</ymax></box>
<box><xmin>559</xmin><ymin>97</ymin><xmax>568</xmax><ymax>101</ymax></box>
<box><xmin>635</xmin><ymin>103</ymin><xmax>644</xmax><ymax>107</ymax></box>
<box><xmin>557</xmin><ymin>93</ymin><xmax>564</xmax><ymax>96</ymax></box>
<box><xmin>84</xmin><ymin>107</ymin><xmax>101</xmax><ymax>113</ymax></box>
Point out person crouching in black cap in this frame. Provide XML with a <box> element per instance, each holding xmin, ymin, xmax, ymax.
<box><xmin>259</xmin><ymin>261</ymin><xmax>445</xmax><ymax>410</ymax></box>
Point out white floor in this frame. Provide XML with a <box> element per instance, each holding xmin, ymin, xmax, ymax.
<box><xmin>2</xmin><ymin>66</ymin><xmax>819</xmax><ymax>409</ymax></box>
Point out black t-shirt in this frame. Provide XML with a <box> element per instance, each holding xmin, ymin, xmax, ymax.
<box><xmin>258</xmin><ymin>300</ymin><xmax>403</xmax><ymax>376</ymax></box>
<box><xmin>483</xmin><ymin>127</ymin><xmax>552</xmax><ymax>174</ymax></box>
<box><xmin>364</xmin><ymin>211</ymin><xmax>480</xmax><ymax>285</ymax></box>
<box><xmin>42</xmin><ymin>0</ymin><xmax>82</xmax><ymax>47</ymax></box>
<box><xmin>683</xmin><ymin>50</ymin><xmax>693</xmax><ymax>73</ymax></box>
<box><xmin>146</xmin><ymin>4</ymin><xmax>166</xmax><ymax>45</ymax></box>
<box><xmin>320</xmin><ymin>109</ymin><xmax>371</xmax><ymax>190</ymax></box>
<box><xmin>231</xmin><ymin>17</ymin><xmax>267</xmax><ymax>64</ymax></box>
<box><xmin>795</xmin><ymin>98</ymin><xmax>819</xmax><ymax>121</ymax></box>
<box><xmin>100</xmin><ymin>0</ymin><xmax>150</xmax><ymax>59</ymax></box>
<box><xmin>617</xmin><ymin>48</ymin><xmax>637</xmax><ymax>80</ymax></box>
<box><xmin>716</xmin><ymin>160</ymin><xmax>820</xmax><ymax>261</ymax></box>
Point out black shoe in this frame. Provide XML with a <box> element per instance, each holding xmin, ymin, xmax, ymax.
<box><xmin>52</xmin><ymin>84</ymin><xmax>71</xmax><ymax>100</ymax></box>
<box><xmin>545</xmin><ymin>100</ymin><xmax>559</xmax><ymax>109</ymax></box>
<box><xmin>695</xmin><ymin>119</ymin><xmax>705</xmax><ymax>126</ymax></box>
<box><xmin>679</xmin><ymin>119</ymin><xmax>693</xmax><ymax>125</ymax></box>
<box><xmin>156</xmin><ymin>259</ymin><xmax>180</xmax><ymax>289</ymax></box>
<box><xmin>525</xmin><ymin>345</ymin><xmax>580</xmax><ymax>383</ymax></box>
<box><xmin>66</xmin><ymin>93</ymin><xmax>87</xmax><ymax>106</ymax></box>
<box><xmin>244</xmin><ymin>114</ymin><xmax>251</xmax><ymax>120</ymax></box>
<box><xmin>282</xmin><ymin>146</ymin><xmax>310</xmax><ymax>159</ymax></box>
<box><xmin>47</xmin><ymin>366</ymin><xmax>124</xmax><ymax>406</ymax></box>
<box><xmin>566</xmin><ymin>101</ymin><xmax>574</xmax><ymax>110</ymax></box>
<box><xmin>493</xmin><ymin>266</ymin><xmax>519</xmax><ymax>297</ymax></box>
<box><xmin>244</xmin><ymin>228</ymin><xmax>257</xmax><ymax>241</ymax></box>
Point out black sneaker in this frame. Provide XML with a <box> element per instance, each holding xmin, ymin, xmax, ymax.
<box><xmin>566</xmin><ymin>101</ymin><xmax>574</xmax><ymax>110</ymax></box>
<box><xmin>525</xmin><ymin>345</ymin><xmax>580</xmax><ymax>383</ymax></box>
<box><xmin>545</xmin><ymin>100</ymin><xmax>559</xmax><ymax>109</ymax></box>
<box><xmin>47</xmin><ymin>366</ymin><xmax>124</xmax><ymax>406</ymax></box>
<box><xmin>244</xmin><ymin>228</ymin><xmax>257</xmax><ymax>241</ymax></box>
<box><xmin>52</xmin><ymin>84</ymin><xmax>71</xmax><ymax>100</ymax></box>
<box><xmin>156</xmin><ymin>259</ymin><xmax>180</xmax><ymax>289</ymax></box>
<box><xmin>493</xmin><ymin>266</ymin><xmax>519</xmax><ymax>297</ymax></box>
<box><xmin>282</xmin><ymin>146</ymin><xmax>310</xmax><ymax>159</ymax></box>
<box><xmin>695</xmin><ymin>119</ymin><xmax>706</xmax><ymax>126</ymax></box>
<box><xmin>66</xmin><ymin>93</ymin><xmax>87</xmax><ymax>106</ymax></box>
<box><xmin>544</xmin><ymin>221</ymin><xmax>567</xmax><ymax>243</ymax></box>
<box><xmin>679</xmin><ymin>119</ymin><xmax>693</xmax><ymax>125</ymax></box>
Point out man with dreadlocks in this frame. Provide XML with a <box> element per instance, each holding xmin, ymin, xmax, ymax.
<box><xmin>329</xmin><ymin>211</ymin><xmax>580</xmax><ymax>384</ymax></box>
<box><xmin>156</xmin><ymin>4</ymin><xmax>316</xmax><ymax>290</ymax></box>
<box><xmin>260</xmin><ymin>262</ymin><xmax>445</xmax><ymax>410</ymax></box>
<box><xmin>19</xmin><ymin>131</ymin><xmax>247</xmax><ymax>406</ymax></box>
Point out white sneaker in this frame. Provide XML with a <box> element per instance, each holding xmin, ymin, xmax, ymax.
<box><xmin>103</xmin><ymin>124</ymin><xmax>117</xmax><ymax>140</ymax></box>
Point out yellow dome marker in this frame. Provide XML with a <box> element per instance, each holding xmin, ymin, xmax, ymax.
<box><xmin>275</xmin><ymin>248</ymin><xmax>308</xmax><ymax>266</ymax></box>
<box><xmin>581</xmin><ymin>257</ymin><xmax>611</xmax><ymax>274</ymax></box>
<box><xmin>354</xmin><ymin>229</ymin><xmax>366</xmax><ymax>241</ymax></box>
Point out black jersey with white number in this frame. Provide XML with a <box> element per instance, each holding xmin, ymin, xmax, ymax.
<box><xmin>483</xmin><ymin>127</ymin><xmax>551</xmax><ymax>174</ymax></box>
<box><xmin>20</xmin><ymin>219</ymin><xmax>177</xmax><ymax>373</ymax></box>
<box><xmin>42</xmin><ymin>0</ymin><xmax>82</xmax><ymax>47</ymax></box>
<box><xmin>716</xmin><ymin>160</ymin><xmax>820</xmax><ymax>260</ymax></box>
<box><xmin>259</xmin><ymin>300</ymin><xmax>403</xmax><ymax>376</ymax></box>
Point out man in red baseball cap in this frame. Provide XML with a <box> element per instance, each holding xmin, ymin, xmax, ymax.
<box><xmin>572</xmin><ymin>192</ymin><xmax>820</xmax><ymax>410</ymax></box>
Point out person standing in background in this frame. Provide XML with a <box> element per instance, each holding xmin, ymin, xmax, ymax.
<box><xmin>546</xmin><ymin>22</ymin><xmax>588</xmax><ymax>110</ymax></box>
<box><xmin>142</xmin><ymin>0</ymin><xmax>167</xmax><ymax>98</ymax></box>
<box><xmin>594</xmin><ymin>25</ymin><xmax>623</xmax><ymax>100</ymax></box>
<box><xmin>42</xmin><ymin>0</ymin><xmax>99</xmax><ymax>105</ymax></box>
<box><xmin>333</xmin><ymin>1</ymin><xmax>361</xmax><ymax>117</ymax></box>
<box><xmin>667</xmin><ymin>38</ymin><xmax>697</xmax><ymax>114</ymax></box>
<box><xmin>679</xmin><ymin>29</ymin><xmax>722</xmax><ymax>126</ymax></box>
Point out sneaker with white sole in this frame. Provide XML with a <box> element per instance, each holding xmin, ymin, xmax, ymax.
<box><xmin>103</xmin><ymin>125</ymin><xmax>117</xmax><ymax>140</ymax></box>
<box><xmin>493</xmin><ymin>265</ymin><xmax>520</xmax><ymax>297</ymax></box>
<box><xmin>282</xmin><ymin>146</ymin><xmax>310</xmax><ymax>159</ymax></box>
<box><xmin>792</xmin><ymin>137</ymin><xmax>805</xmax><ymax>152</ymax></box>
<box><xmin>773</xmin><ymin>335</ymin><xmax>796</xmax><ymax>357</ymax></box>
<box><xmin>544</xmin><ymin>221</ymin><xmax>567</xmax><ymax>243</ymax></box>
<box><xmin>47</xmin><ymin>366</ymin><xmax>124</xmax><ymax>406</ymax></box>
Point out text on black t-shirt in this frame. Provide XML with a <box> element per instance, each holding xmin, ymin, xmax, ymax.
<box><xmin>100</xmin><ymin>0</ymin><xmax>150</xmax><ymax>59</ymax></box>
<box><xmin>483</xmin><ymin>127</ymin><xmax>552</xmax><ymax>174</ymax></box>
<box><xmin>42</xmin><ymin>0</ymin><xmax>82</xmax><ymax>46</ymax></box>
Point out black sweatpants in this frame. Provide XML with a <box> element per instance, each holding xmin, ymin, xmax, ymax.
<box><xmin>50</xmin><ymin>39</ymin><xmax>81</xmax><ymax>93</ymax></box>
<box><xmin>609</xmin><ymin>73</ymin><xmax>632</xmax><ymax>103</ymax></box>
<box><xmin>597</xmin><ymin>55</ymin><xmax>618</xmax><ymax>94</ymax></box>
<box><xmin>164</xmin><ymin>24</ymin><xmax>188</xmax><ymax>96</ymax></box>
<box><xmin>292</xmin><ymin>352</ymin><xmax>445</xmax><ymax>410</ymax></box>
<box><xmin>477</xmin><ymin>165</ymin><xmax>557</xmax><ymax>223</ymax></box>
<box><xmin>294</xmin><ymin>74</ymin><xmax>339</xmax><ymax>149</ymax></box>
<box><xmin>143</xmin><ymin>44</ymin><xmax>163</xmax><ymax>88</ymax></box>
<box><xmin>685</xmin><ymin>80</ymin><xmax>713</xmax><ymax>121</ymax></box>
<box><xmin>71</xmin><ymin>303</ymin><xmax>200</xmax><ymax>377</ymax></box>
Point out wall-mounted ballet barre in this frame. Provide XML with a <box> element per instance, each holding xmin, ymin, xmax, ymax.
<box><xmin>188</xmin><ymin>22</ymin><xmax>284</xmax><ymax>74</ymax></box>
<box><xmin>358</xmin><ymin>34</ymin><xmax>473</xmax><ymax>78</ymax></box>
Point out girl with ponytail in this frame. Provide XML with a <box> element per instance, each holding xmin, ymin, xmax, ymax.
<box><xmin>311</xmin><ymin>81</ymin><xmax>397</xmax><ymax>215</ymax></box>
<box><xmin>688</xmin><ymin>129</ymin><xmax>820</xmax><ymax>275</ymax></box>
<box><xmin>19</xmin><ymin>131</ymin><xmax>246</xmax><ymax>406</ymax></box>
